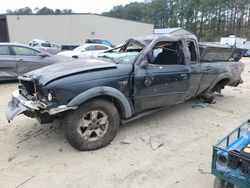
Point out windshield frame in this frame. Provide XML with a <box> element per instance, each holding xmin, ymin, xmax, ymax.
<box><xmin>97</xmin><ymin>38</ymin><xmax>146</xmax><ymax>64</ymax></box>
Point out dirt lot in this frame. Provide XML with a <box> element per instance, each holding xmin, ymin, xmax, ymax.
<box><xmin>1</xmin><ymin>58</ymin><xmax>250</xmax><ymax>188</ymax></box>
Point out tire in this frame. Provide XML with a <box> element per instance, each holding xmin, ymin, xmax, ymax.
<box><xmin>213</xmin><ymin>177</ymin><xmax>238</xmax><ymax>188</ymax></box>
<box><xmin>62</xmin><ymin>99</ymin><xmax>120</xmax><ymax>151</ymax></box>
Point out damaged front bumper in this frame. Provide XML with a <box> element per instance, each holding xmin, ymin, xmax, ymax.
<box><xmin>6</xmin><ymin>90</ymin><xmax>42</xmax><ymax>121</ymax></box>
<box><xmin>6</xmin><ymin>90</ymin><xmax>76</xmax><ymax>122</ymax></box>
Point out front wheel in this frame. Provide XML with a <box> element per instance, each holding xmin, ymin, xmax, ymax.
<box><xmin>62</xmin><ymin>99</ymin><xmax>120</xmax><ymax>151</ymax></box>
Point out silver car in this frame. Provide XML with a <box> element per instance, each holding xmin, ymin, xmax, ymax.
<box><xmin>29</xmin><ymin>39</ymin><xmax>61</xmax><ymax>55</ymax></box>
<box><xmin>0</xmin><ymin>43</ymin><xmax>69</xmax><ymax>81</ymax></box>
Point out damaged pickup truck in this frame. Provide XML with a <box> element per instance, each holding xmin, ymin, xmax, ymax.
<box><xmin>6</xmin><ymin>33</ymin><xmax>245</xmax><ymax>151</ymax></box>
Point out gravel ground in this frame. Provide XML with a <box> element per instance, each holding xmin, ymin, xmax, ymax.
<box><xmin>0</xmin><ymin>58</ymin><xmax>250</xmax><ymax>188</ymax></box>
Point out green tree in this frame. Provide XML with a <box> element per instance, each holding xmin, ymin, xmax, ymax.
<box><xmin>102</xmin><ymin>0</ymin><xmax>250</xmax><ymax>41</ymax></box>
<box><xmin>36</xmin><ymin>7</ymin><xmax>55</xmax><ymax>14</ymax></box>
<box><xmin>6</xmin><ymin>7</ymin><xmax>33</xmax><ymax>14</ymax></box>
<box><xmin>7</xmin><ymin>7</ymin><xmax>74</xmax><ymax>15</ymax></box>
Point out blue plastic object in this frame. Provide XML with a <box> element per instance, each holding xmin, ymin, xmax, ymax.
<box><xmin>218</xmin><ymin>130</ymin><xmax>250</xmax><ymax>163</ymax></box>
<box><xmin>244</xmin><ymin>49</ymin><xmax>250</xmax><ymax>57</ymax></box>
<box><xmin>226</xmin><ymin>130</ymin><xmax>250</xmax><ymax>152</ymax></box>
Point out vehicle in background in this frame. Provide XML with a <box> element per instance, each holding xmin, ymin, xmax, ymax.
<box><xmin>0</xmin><ymin>43</ymin><xmax>71</xmax><ymax>81</ymax></box>
<box><xmin>220</xmin><ymin>35</ymin><xmax>247</xmax><ymax>46</ymax></box>
<box><xmin>61</xmin><ymin>45</ymin><xmax>80</xmax><ymax>51</ymax></box>
<box><xmin>244</xmin><ymin>49</ymin><xmax>250</xmax><ymax>57</ymax></box>
<box><xmin>29</xmin><ymin>39</ymin><xmax>61</xmax><ymax>55</ymax></box>
<box><xmin>85</xmin><ymin>38</ymin><xmax>114</xmax><ymax>47</ymax></box>
<box><xmin>220</xmin><ymin>36</ymin><xmax>250</xmax><ymax>57</ymax></box>
<box><xmin>57</xmin><ymin>43</ymin><xmax>112</xmax><ymax>58</ymax></box>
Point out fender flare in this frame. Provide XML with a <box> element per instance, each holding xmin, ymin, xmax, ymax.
<box><xmin>67</xmin><ymin>86</ymin><xmax>133</xmax><ymax>119</ymax></box>
<box><xmin>204</xmin><ymin>73</ymin><xmax>232</xmax><ymax>94</ymax></box>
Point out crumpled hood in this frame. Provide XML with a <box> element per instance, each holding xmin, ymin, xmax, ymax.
<box><xmin>20</xmin><ymin>58</ymin><xmax>117</xmax><ymax>85</ymax></box>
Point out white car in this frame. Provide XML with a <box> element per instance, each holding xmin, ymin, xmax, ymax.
<box><xmin>57</xmin><ymin>43</ymin><xmax>112</xmax><ymax>58</ymax></box>
<box><xmin>29</xmin><ymin>39</ymin><xmax>61</xmax><ymax>55</ymax></box>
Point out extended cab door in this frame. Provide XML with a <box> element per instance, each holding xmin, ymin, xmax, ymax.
<box><xmin>185</xmin><ymin>39</ymin><xmax>203</xmax><ymax>98</ymax></box>
<box><xmin>133</xmin><ymin>40</ymin><xmax>191</xmax><ymax>113</ymax></box>
<box><xmin>197</xmin><ymin>46</ymin><xmax>235</xmax><ymax>94</ymax></box>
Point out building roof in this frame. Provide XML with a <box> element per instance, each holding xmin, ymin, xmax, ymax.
<box><xmin>154</xmin><ymin>27</ymin><xmax>194</xmax><ymax>36</ymax></box>
<box><xmin>154</xmin><ymin>28</ymin><xmax>181</xmax><ymax>34</ymax></box>
<box><xmin>0</xmin><ymin>13</ymin><xmax>153</xmax><ymax>26</ymax></box>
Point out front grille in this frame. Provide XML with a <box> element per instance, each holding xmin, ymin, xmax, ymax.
<box><xmin>20</xmin><ymin>80</ymin><xmax>35</xmax><ymax>95</ymax></box>
<box><xmin>19</xmin><ymin>79</ymin><xmax>45</xmax><ymax>101</ymax></box>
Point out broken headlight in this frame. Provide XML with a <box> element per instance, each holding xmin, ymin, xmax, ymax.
<box><xmin>47</xmin><ymin>90</ymin><xmax>56</xmax><ymax>102</ymax></box>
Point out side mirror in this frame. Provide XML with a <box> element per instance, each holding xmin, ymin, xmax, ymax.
<box><xmin>147</xmin><ymin>52</ymin><xmax>154</xmax><ymax>64</ymax></box>
<box><xmin>39</xmin><ymin>53</ymin><xmax>48</xmax><ymax>58</ymax></box>
<box><xmin>141</xmin><ymin>60</ymin><xmax>148</xmax><ymax>69</ymax></box>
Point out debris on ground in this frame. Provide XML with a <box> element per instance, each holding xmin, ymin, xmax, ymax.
<box><xmin>149</xmin><ymin>136</ymin><xmax>164</xmax><ymax>150</ymax></box>
<box><xmin>210</xmin><ymin>123</ymin><xmax>220</xmax><ymax>127</ymax></box>
<box><xmin>198</xmin><ymin>168</ymin><xmax>211</xmax><ymax>175</ymax></box>
<box><xmin>214</xmin><ymin>92</ymin><xmax>224</xmax><ymax>97</ymax></box>
<box><xmin>139</xmin><ymin>132</ymin><xmax>151</xmax><ymax>144</ymax></box>
<box><xmin>200</xmin><ymin>94</ymin><xmax>216</xmax><ymax>104</ymax></box>
<box><xmin>120</xmin><ymin>135</ymin><xmax>134</xmax><ymax>145</ymax></box>
<box><xmin>139</xmin><ymin>132</ymin><xmax>163</xmax><ymax>150</ymax></box>
<box><xmin>7</xmin><ymin>155</ymin><xmax>15</xmax><ymax>162</ymax></box>
<box><xmin>192</xmin><ymin>102</ymin><xmax>206</xmax><ymax>109</ymax></box>
<box><xmin>15</xmin><ymin>175</ymin><xmax>36</xmax><ymax>188</ymax></box>
<box><xmin>233</xmin><ymin>88</ymin><xmax>242</xmax><ymax>91</ymax></box>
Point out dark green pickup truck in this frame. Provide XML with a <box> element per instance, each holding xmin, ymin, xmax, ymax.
<box><xmin>6</xmin><ymin>33</ymin><xmax>245</xmax><ymax>151</ymax></box>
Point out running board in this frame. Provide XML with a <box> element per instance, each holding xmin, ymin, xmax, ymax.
<box><xmin>121</xmin><ymin>107</ymin><xmax>166</xmax><ymax>124</ymax></box>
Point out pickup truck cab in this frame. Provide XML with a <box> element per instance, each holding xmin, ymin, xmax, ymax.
<box><xmin>6</xmin><ymin>33</ymin><xmax>245</xmax><ymax>151</ymax></box>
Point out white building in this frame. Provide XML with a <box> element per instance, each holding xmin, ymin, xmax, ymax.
<box><xmin>0</xmin><ymin>14</ymin><xmax>154</xmax><ymax>46</ymax></box>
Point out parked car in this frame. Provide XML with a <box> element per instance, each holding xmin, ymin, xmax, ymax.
<box><xmin>244</xmin><ymin>49</ymin><xmax>250</xmax><ymax>57</ymax></box>
<box><xmin>85</xmin><ymin>38</ymin><xmax>114</xmax><ymax>47</ymax></box>
<box><xmin>0</xmin><ymin>43</ymin><xmax>70</xmax><ymax>81</ymax></box>
<box><xmin>29</xmin><ymin>39</ymin><xmax>61</xmax><ymax>55</ymax></box>
<box><xmin>6</xmin><ymin>33</ymin><xmax>245</xmax><ymax>151</ymax></box>
<box><xmin>57</xmin><ymin>43</ymin><xmax>112</xmax><ymax>58</ymax></box>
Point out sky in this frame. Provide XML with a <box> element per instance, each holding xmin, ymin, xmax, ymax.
<box><xmin>0</xmin><ymin>0</ymin><xmax>144</xmax><ymax>14</ymax></box>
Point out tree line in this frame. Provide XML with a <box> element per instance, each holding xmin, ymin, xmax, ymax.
<box><xmin>6</xmin><ymin>7</ymin><xmax>73</xmax><ymax>15</ymax></box>
<box><xmin>102</xmin><ymin>0</ymin><xmax>250</xmax><ymax>41</ymax></box>
<box><xmin>5</xmin><ymin>0</ymin><xmax>250</xmax><ymax>41</ymax></box>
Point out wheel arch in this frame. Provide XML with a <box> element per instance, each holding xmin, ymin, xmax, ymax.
<box><xmin>67</xmin><ymin>86</ymin><xmax>133</xmax><ymax>119</ymax></box>
<box><xmin>204</xmin><ymin>73</ymin><xmax>232</xmax><ymax>94</ymax></box>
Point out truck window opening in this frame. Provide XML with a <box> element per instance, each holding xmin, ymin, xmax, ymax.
<box><xmin>188</xmin><ymin>41</ymin><xmax>197</xmax><ymax>62</ymax></box>
<box><xmin>150</xmin><ymin>41</ymin><xmax>184</xmax><ymax>65</ymax></box>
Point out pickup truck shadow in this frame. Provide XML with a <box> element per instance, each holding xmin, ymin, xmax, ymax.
<box><xmin>15</xmin><ymin>98</ymin><xmax>207</xmax><ymax>152</ymax></box>
<box><xmin>122</xmin><ymin>100</ymin><xmax>196</xmax><ymax>128</ymax></box>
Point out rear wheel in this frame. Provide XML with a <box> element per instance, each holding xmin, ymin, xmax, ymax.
<box><xmin>62</xmin><ymin>99</ymin><xmax>120</xmax><ymax>151</ymax></box>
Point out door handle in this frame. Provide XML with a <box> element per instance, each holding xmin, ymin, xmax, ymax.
<box><xmin>18</xmin><ymin>59</ymin><xmax>24</xmax><ymax>62</ymax></box>
<box><xmin>144</xmin><ymin>73</ymin><xmax>154</xmax><ymax>86</ymax></box>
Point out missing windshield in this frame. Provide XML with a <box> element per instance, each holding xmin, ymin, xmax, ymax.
<box><xmin>98</xmin><ymin>39</ymin><xmax>145</xmax><ymax>63</ymax></box>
